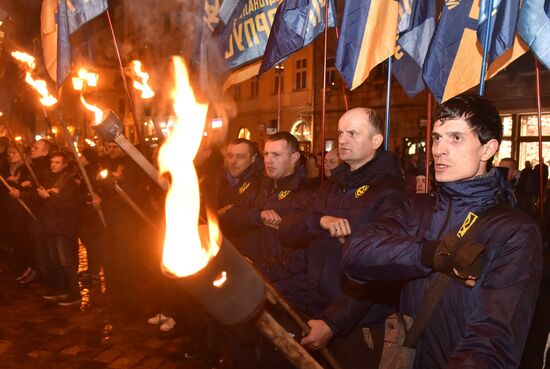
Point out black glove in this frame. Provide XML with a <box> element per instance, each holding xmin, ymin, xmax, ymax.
<box><xmin>421</xmin><ymin>234</ymin><xmax>486</xmax><ymax>278</ymax></box>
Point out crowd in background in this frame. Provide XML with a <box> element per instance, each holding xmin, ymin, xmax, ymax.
<box><xmin>0</xmin><ymin>96</ymin><xmax>549</xmax><ymax>369</ymax></box>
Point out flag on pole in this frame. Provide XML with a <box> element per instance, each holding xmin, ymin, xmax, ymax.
<box><xmin>41</xmin><ymin>0</ymin><xmax>108</xmax><ymax>88</ymax></box>
<box><xmin>392</xmin><ymin>0</ymin><xmax>436</xmax><ymax>97</ymax></box>
<box><xmin>259</xmin><ymin>0</ymin><xmax>336</xmax><ymax>74</ymax></box>
<box><xmin>518</xmin><ymin>0</ymin><xmax>550</xmax><ymax>69</ymax></box>
<box><xmin>423</xmin><ymin>0</ymin><xmax>527</xmax><ymax>102</ymax></box>
<box><xmin>335</xmin><ymin>0</ymin><xmax>399</xmax><ymax>90</ymax></box>
<box><xmin>477</xmin><ymin>0</ymin><xmax>520</xmax><ymax>65</ymax></box>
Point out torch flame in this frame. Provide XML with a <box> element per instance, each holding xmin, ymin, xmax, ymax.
<box><xmin>131</xmin><ymin>60</ymin><xmax>155</xmax><ymax>99</ymax></box>
<box><xmin>80</xmin><ymin>95</ymin><xmax>104</xmax><ymax>124</ymax></box>
<box><xmin>24</xmin><ymin>73</ymin><xmax>58</xmax><ymax>107</ymax></box>
<box><xmin>159</xmin><ymin>56</ymin><xmax>218</xmax><ymax>277</ymax></box>
<box><xmin>11</xmin><ymin>51</ymin><xmax>36</xmax><ymax>70</ymax></box>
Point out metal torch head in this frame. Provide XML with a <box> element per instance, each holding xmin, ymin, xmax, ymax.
<box><xmin>93</xmin><ymin>111</ymin><xmax>125</xmax><ymax>141</ymax></box>
<box><xmin>164</xmin><ymin>235</ymin><xmax>266</xmax><ymax>326</ymax></box>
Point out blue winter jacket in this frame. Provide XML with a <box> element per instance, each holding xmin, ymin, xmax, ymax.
<box><xmin>343</xmin><ymin>169</ymin><xmax>543</xmax><ymax>369</ymax></box>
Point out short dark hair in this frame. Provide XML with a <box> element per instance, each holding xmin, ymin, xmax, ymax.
<box><xmin>229</xmin><ymin>138</ymin><xmax>258</xmax><ymax>157</ymax></box>
<box><xmin>49</xmin><ymin>150</ymin><xmax>70</xmax><ymax>164</ymax></box>
<box><xmin>363</xmin><ymin>108</ymin><xmax>384</xmax><ymax>135</ymax></box>
<box><xmin>435</xmin><ymin>94</ymin><xmax>502</xmax><ymax>145</ymax></box>
<box><xmin>266</xmin><ymin>132</ymin><xmax>299</xmax><ymax>153</ymax></box>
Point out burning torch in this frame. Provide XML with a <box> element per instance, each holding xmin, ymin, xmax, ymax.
<box><xmin>10</xmin><ymin>50</ymin><xmax>107</xmax><ymax>228</ymax></box>
<box><xmin>159</xmin><ymin>57</ymin><xmax>324</xmax><ymax>369</ymax></box>
<box><xmin>131</xmin><ymin>60</ymin><xmax>164</xmax><ymax>144</ymax></box>
<box><xmin>80</xmin><ymin>96</ymin><xmax>168</xmax><ymax>192</ymax></box>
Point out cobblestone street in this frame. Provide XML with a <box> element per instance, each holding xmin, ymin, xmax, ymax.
<box><xmin>0</xmin><ymin>270</ymin><xmax>215</xmax><ymax>369</ymax></box>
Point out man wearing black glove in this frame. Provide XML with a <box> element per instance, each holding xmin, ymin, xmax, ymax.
<box><xmin>343</xmin><ymin>95</ymin><xmax>543</xmax><ymax>369</ymax></box>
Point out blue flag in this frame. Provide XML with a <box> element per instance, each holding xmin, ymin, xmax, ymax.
<box><xmin>335</xmin><ymin>0</ymin><xmax>399</xmax><ymax>90</ymax></box>
<box><xmin>259</xmin><ymin>0</ymin><xmax>336</xmax><ymax>74</ymax></box>
<box><xmin>477</xmin><ymin>0</ymin><xmax>520</xmax><ymax>65</ymax></box>
<box><xmin>392</xmin><ymin>0</ymin><xmax>435</xmax><ymax>97</ymax></box>
<box><xmin>55</xmin><ymin>0</ymin><xmax>108</xmax><ymax>88</ymax></box>
<box><xmin>212</xmin><ymin>0</ymin><xmax>280</xmax><ymax>71</ymax></box>
<box><xmin>518</xmin><ymin>0</ymin><xmax>550</xmax><ymax>69</ymax></box>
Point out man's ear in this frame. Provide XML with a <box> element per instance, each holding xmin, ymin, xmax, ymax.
<box><xmin>372</xmin><ymin>134</ymin><xmax>384</xmax><ymax>150</ymax></box>
<box><xmin>251</xmin><ymin>153</ymin><xmax>256</xmax><ymax>163</ymax></box>
<box><xmin>481</xmin><ymin>138</ymin><xmax>499</xmax><ymax>161</ymax></box>
<box><xmin>290</xmin><ymin>151</ymin><xmax>301</xmax><ymax>166</ymax></box>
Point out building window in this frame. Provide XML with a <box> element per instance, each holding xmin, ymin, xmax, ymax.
<box><xmin>494</xmin><ymin>115</ymin><xmax>513</xmax><ymax>166</ymax></box>
<box><xmin>326</xmin><ymin>67</ymin><xmax>337</xmax><ymax>90</ymax></box>
<box><xmin>273</xmin><ymin>73</ymin><xmax>284</xmax><ymax>95</ymax></box>
<box><xmin>250</xmin><ymin>78</ymin><xmax>259</xmax><ymax>98</ymax></box>
<box><xmin>517</xmin><ymin>114</ymin><xmax>550</xmax><ymax>169</ymax></box>
<box><xmin>295</xmin><ymin>59</ymin><xmax>307</xmax><ymax>90</ymax></box>
<box><xmin>233</xmin><ymin>84</ymin><xmax>241</xmax><ymax>100</ymax></box>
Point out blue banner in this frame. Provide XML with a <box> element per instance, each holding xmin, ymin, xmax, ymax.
<box><xmin>477</xmin><ymin>0</ymin><xmax>520</xmax><ymax>65</ymax></box>
<box><xmin>518</xmin><ymin>0</ymin><xmax>550</xmax><ymax>69</ymax></box>
<box><xmin>212</xmin><ymin>0</ymin><xmax>280</xmax><ymax>71</ymax></box>
<box><xmin>259</xmin><ymin>0</ymin><xmax>335</xmax><ymax>74</ymax></box>
<box><xmin>392</xmin><ymin>0</ymin><xmax>435</xmax><ymax>97</ymax></box>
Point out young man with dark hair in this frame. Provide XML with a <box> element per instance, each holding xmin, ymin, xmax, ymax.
<box><xmin>343</xmin><ymin>94</ymin><xmax>543</xmax><ymax>369</ymax></box>
<box><xmin>218</xmin><ymin>138</ymin><xmax>262</xmax><ymax>209</ymax></box>
<box><xmin>36</xmin><ymin>150</ymin><xmax>81</xmax><ymax>306</ymax></box>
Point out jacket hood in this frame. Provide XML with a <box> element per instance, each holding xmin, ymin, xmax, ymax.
<box><xmin>332</xmin><ymin>150</ymin><xmax>402</xmax><ymax>187</ymax></box>
<box><xmin>437</xmin><ymin>168</ymin><xmax>516</xmax><ymax>210</ymax></box>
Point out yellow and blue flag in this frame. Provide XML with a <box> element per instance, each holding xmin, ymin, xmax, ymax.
<box><xmin>335</xmin><ymin>0</ymin><xmax>399</xmax><ymax>90</ymax></box>
<box><xmin>259</xmin><ymin>0</ymin><xmax>335</xmax><ymax>74</ymax></box>
<box><xmin>423</xmin><ymin>0</ymin><xmax>527</xmax><ymax>102</ymax></box>
<box><xmin>392</xmin><ymin>0</ymin><xmax>435</xmax><ymax>97</ymax></box>
<box><xmin>477</xmin><ymin>0</ymin><xmax>520</xmax><ymax>65</ymax></box>
<box><xmin>518</xmin><ymin>0</ymin><xmax>550</xmax><ymax>69</ymax></box>
<box><xmin>41</xmin><ymin>0</ymin><xmax>108</xmax><ymax>88</ymax></box>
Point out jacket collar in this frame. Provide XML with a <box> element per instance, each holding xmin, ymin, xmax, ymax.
<box><xmin>331</xmin><ymin>150</ymin><xmax>401</xmax><ymax>188</ymax></box>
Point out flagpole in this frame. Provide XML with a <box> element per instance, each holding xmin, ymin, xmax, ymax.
<box><xmin>104</xmin><ymin>10</ymin><xmax>146</xmax><ymax>152</ymax></box>
<box><xmin>384</xmin><ymin>58</ymin><xmax>392</xmax><ymax>150</ymax></box>
<box><xmin>535</xmin><ymin>57</ymin><xmax>544</xmax><ymax>221</ymax></box>
<box><xmin>425</xmin><ymin>93</ymin><xmax>432</xmax><ymax>194</ymax></box>
<box><xmin>277</xmin><ymin>65</ymin><xmax>282</xmax><ymax>131</ymax></box>
<box><xmin>320</xmin><ymin>0</ymin><xmax>329</xmax><ymax>183</ymax></box>
<box><xmin>334</xmin><ymin>27</ymin><xmax>349</xmax><ymax>112</ymax></box>
<box><xmin>479</xmin><ymin>0</ymin><xmax>494</xmax><ymax>96</ymax></box>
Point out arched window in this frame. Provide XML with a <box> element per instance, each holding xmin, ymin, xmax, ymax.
<box><xmin>291</xmin><ymin>119</ymin><xmax>311</xmax><ymax>142</ymax></box>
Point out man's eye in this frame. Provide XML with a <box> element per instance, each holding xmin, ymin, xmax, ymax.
<box><xmin>452</xmin><ymin>135</ymin><xmax>462</xmax><ymax>141</ymax></box>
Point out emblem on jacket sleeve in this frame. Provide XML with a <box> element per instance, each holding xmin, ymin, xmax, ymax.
<box><xmin>457</xmin><ymin>212</ymin><xmax>479</xmax><ymax>238</ymax></box>
<box><xmin>278</xmin><ymin>190</ymin><xmax>291</xmax><ymax>200</ymax></box>
<box><xmin>355</xmin><ymin>185</ymin><xmax>370</xmax><ymax>198</ymax></box>
<box><xmin>238</xmin><ymin>181</ymin><xmax>251</xmax><ymax>194</ymax></box>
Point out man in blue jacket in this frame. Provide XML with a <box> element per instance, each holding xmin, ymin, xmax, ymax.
<box><xmin>343</xmin><ymin>94</ymin><xmax>543</xmax><ymax>369</ymax></box>
<box><xmin>278</xmin><ymin>107</ymin><xmax>406</xmax><ymax>369</ymax></box>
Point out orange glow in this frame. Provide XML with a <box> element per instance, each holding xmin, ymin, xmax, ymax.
<box><xmin>24</xmin><ymin>72</ymin><xmax>58</xmax><ymax>106</ymax></box>
<box><xmin>159</xmin><ymin>56</ymin><xmax>218</xmax><ymax>277</ymax></box>
<box><xmin>99</xmin><ymin>169</ymin><xmax>109</xmax><ymax>179</ymax></box>
<box><xmin>80</xmin><ymin>95</ymin><xmax>104</xmax><ymax>124</ymax></box>
<box><xmin>11</xmin><ymin>51</ymin><xmax>36</xmax><ymax>70</ymax></box>
<box><xmin>131</xmin><ymin>60</ymin><xmax>155</xmax><ymax>99</ymax></box>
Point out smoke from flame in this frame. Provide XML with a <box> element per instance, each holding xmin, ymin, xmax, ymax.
<box><xmin>159</xmin><ymin>56</ymin><xmax>219</xmax><ymax>277</ymax></box>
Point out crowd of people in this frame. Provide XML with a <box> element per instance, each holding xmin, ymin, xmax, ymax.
<box><xmin>0</xmin><ymin>94</ymin><xmax>549</xmax><ymax>369</ymax></box>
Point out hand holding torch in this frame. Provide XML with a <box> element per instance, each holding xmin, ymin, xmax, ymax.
<box><xmin>0</xmin><ymin>175</ymin><xmax>37</xmax><ymax>221</ymax></box>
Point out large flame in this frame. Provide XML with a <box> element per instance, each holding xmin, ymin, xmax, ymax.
<box><xmin>80</xmin><ymin>95</ymin><xmax>104</xmax><ymax>124</ymax></box>
<box><xmin>159</xmin><ymin>56</ymin><xmax>218</xmax><ymax>277</ymax></box>
<box><xmin>131</xmin><ymin>60</ymin><xmax>155</xmax><ymax>99</ymax></box>
<box><xmin>11</xmin><ymin>51</ymin><xmax>36</xmax><ymax>70</ymax></box>
<box><xmin>24</xmin><ymin>72</ymin><xmax>58</xmax><ymax>107</ymax></box>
